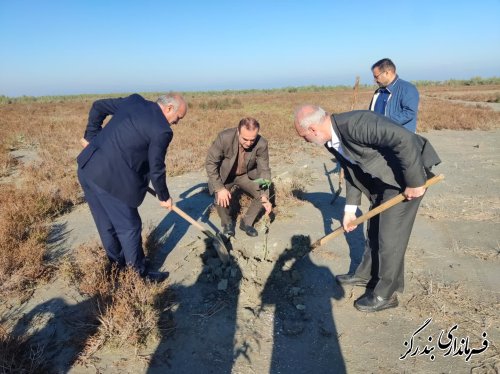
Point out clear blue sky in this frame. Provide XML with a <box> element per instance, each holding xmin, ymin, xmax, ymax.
<box><xmin>1</xmin><ymin>0</ymin><xmax>499</xmax><ymax>97</ymax></box>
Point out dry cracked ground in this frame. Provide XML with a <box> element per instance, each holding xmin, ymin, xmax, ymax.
<box><xmin>4</xmin><ymin>129</ymin><xmax>500</xmax><ymax>373</ymax></box>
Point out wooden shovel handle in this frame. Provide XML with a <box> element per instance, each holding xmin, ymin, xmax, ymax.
<box><xmin>146</xmin><ymin>186</ymin><xmax>205</xmax><ymax>231</ymax></box>
<box><xmin>311</xmin><ymin>174</ymin><xmax>445</xmax><ymax>248</ymax></box>
<box><xmin>170</xmin><ymin>205</ymin><xmax>206</xmax><ymax>232</ymax></box>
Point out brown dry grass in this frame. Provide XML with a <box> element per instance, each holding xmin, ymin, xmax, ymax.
<box><xmin>0</xmin><ymin>88</ymin><xmax>498</xmax><ymax>294</ymax></box>
<box><xmin>421</xmin><ymin>85</ymin><xmax>500</xmax><ymax>103</ymax></box>
<box><xmin>0</xmin><ymin>85</ymin><xmax>499</xmax><ymax>359</ymax></box>
<box><xmin>0</xmin><ymin>324</ymin><xmax>50</xmax><ymax>374</ymax></box>
<box><xmin>0</xmin><ymin>183</ymin><xmax>69</xmax><ymax>298</ymax></box>
<box><xmin>404</xmin><ymin>271</ymin><xmax>499</xmax><ymax>362</ymax></box>
<box><xmin>418</xmin><ymin>97</ymin><xmax>500</xmax><ymax>131</ymax></box>
<box><xmin>62</xmin><ymin>242</ymin><xmax>172</xmax><ymax>361</ymax></box>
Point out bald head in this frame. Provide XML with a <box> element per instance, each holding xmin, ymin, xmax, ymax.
<box><xmin>157</xmin><ymin>93</ymin><xmax>187</xmax><ymax>125</ymax></box>
<box><xmin>294</xmin><ymin>105</ymin><xmax>331</xmax><ymax>146</ymax></box>
<box><xmin>294</xmin><ymin>105</ymin><xmax>326</xmax><ymax>130</ymax></box>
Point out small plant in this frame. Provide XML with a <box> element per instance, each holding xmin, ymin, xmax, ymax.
<box><xmin>254</xmin><ymin>178</ymin><xmax>272</xmax><ymax>191</ymax></box>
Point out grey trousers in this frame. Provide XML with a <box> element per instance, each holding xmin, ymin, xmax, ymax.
<box><xmin>354</xmin><ymin>188</ymin><xmax>423</xmax><ymax>298</ymax></box>
<box><xmin>215</xmin><ymin>174</ymin><xmax>263</xmax><ymax>227</ymax></box>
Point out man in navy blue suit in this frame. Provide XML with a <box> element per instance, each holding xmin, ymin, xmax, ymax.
<box><xmin>77</xmin><ymin>93</ymin><xmax>187</xmax><ymax>282</ymax></box>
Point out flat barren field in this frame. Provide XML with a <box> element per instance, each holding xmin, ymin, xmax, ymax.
<box><xmin>1</xmin><ymin>85</ymin><xmax>499</xmax><ymax>373</ymax></box>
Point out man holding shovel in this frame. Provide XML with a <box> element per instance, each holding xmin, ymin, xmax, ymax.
<box><xmin>77</xmin><ymin>93</ymin><xmax>187</xmax><ymax>282</ymax></box>
<box><xmin>294</xmin><ymin>106</ymin><xmax>440</xmax><ymax>312</ymax></box>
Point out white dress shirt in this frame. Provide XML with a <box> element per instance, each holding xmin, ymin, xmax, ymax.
<box><xmin>327</xmin><ymin>125</ymin><xmax>357</xmax><ymax>214</ymax></box>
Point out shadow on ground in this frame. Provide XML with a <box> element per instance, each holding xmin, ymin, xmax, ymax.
<box><xmin>261</xmin><ymin>235</ymin><xmax>347</xmax><ymax>373</ymax></box>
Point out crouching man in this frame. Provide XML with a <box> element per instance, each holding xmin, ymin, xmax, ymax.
<box><xmin>206</xmin><ymin>117</ymin><xmax>272</xmax><ymax>237</ymax></box>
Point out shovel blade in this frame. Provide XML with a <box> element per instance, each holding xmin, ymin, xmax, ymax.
<box><xmin>202</xmin><ymin>230</ymin><xmax>230</xmax><ymax>264</ymax></box>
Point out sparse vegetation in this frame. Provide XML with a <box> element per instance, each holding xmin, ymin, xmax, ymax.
<box><xmin>63</xmin><ymin>242</ymin><xmax>172</xmax><ymax>361</ymax></box>
<box><xmin>0</xmin><ymin>83</ymin><xmax>498</xmax><ymax>298</ymax></box>
<box><xmin>0</xmin><ymin>81</ymin><xmax>498</xmax><ymax>370</ymax></box>
<box><xmin>0</xmin><ymin>324</ymin><xmax>50</xmax><ymax>374</ymax></box>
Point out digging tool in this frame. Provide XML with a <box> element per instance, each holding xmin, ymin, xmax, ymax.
<box><xmin>324</xmin><ymin>162</ymin><xmax>342</xmax><ymax>204</ymax></box>
<box><xmin>146</xmin><ymin>187</ymin><xmax>230</xmax><ymax>264</ymax></box>
<box><xmin>310</xmin><ymin>174</ymin><xmax>445</xmax><ymax>251</ymax></box>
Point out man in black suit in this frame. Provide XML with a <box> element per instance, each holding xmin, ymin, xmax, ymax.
<box><xmin>294</xmin><ymin>106</ymin><xmax>440</xmax><ymax>312</ymax></box>
<box><xmin>77</xmin><ymin>93</ymin><xmax>187</xmax><ymax>282</ymax></box>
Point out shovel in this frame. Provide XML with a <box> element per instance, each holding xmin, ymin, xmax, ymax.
<box><xmin>147</xmin><ymin>187</ymin><xmax>230</xmax><ymax>264</ymax></box>
<box><xmin>80</xmin><ymin>138</ymin><xmax>229</xmax><ymax>263</ymax></box>
<box><xmin>309</xmin><ymin>174</ymin><xmax>445</xmax><ymax>251</ymax></box>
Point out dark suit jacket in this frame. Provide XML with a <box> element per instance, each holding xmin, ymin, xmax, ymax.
<box><xmin>205</xmin><ymin>128</ymin><xmax>271</xmax><ymax>194</ymax></box>
<box><xmin>327</xmin><ymin>111</ymin><xmax>441</xmax><ymax>206</ymax></box>
<box><xmin>77</xmin><ymin>94</ymin><xmax>172</xmax><ymax>207</ymax></box>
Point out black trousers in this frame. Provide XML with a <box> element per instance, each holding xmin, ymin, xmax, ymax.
<box><xmin>354</xmin><ymin>187</ymin><xmax>423</xmax><ymax>298</ymax></box>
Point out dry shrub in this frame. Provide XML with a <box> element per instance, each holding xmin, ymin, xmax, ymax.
<box><xmin>63</xmin><ymin>242</ymin><xmax>172</xmax><ymax>360</ymax></box>
<box><xmin>0</xmin><ymin>324</ymin><xmax>50</xmax><ymax>374</ymax></box>
<box><xmin>0</xmin><ymin>183</ymin><xmax>70</xmax><ymax>296</ymax></box>
<box><xmin>96</xmin><ymin>268</ymin><xmax>170</xmax><ymax>348</ymax></box>
<box><xmin>0</xmin><ymin>85</ymin><xmax>498</xmax><ymax>302</ymax></box>
<box><xmin>0</xmin><ymin>152</ymin><xmax>18</xmax><ymax>178</ymax></box>
<box><xmin>418</xmin><ymin>97</ymin><xmax>500</xmax><ymax>131</ymax></box>
<box><xmin>63</xmin><ymin>242</ymin><xmax>114</xmax><ymax>297</ymax></box>
<box><xmin>273</xmin><ymin>174</ymin><xmax>308</xmax><ymax>207</ymax></box>
<box><xmin>421</xmin><ymin>85</ymin><xmax>500</xmax><ymax>103</ymax></box>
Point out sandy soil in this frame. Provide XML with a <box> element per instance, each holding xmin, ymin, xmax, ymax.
<box><xmin>5</xmin><ymin>129</ymin><xmax>499</xmax><ymax>374</ymax></box>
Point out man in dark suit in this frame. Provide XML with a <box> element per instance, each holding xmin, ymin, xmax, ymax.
<box><xmin>294</xmin><ymin>105</ymin><xmax>440</xmax><ymax>312</ymax></box>
<box><xmin>77</xmin><ymin>93</ymin><xmax>187</xmax><ymax>282</ymax></box>
<box><xmin>206</xmin><ymin>117</ymin><xmax>272</xmax><ymax>237</ymax></box>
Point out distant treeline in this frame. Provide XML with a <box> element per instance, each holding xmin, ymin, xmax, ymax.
<box><xmin>413</xmin><ymin>76</ymin><xmax>500</xmax><ymax>87</ymax></box>
<box><xmin>1</xmin><ymin>76</ymin><xmax>499</xmax><ymax>104</ymax></box>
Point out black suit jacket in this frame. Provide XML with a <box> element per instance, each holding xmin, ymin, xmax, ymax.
<box><xmin>327</xmin><ymin>111</ymin><xmax>441</xmax><ymax>205</ymax></box>
<box><xmin>77</xmin><ymin>94</ymin><xmax>172</xmax><ymax>207</ymax></box>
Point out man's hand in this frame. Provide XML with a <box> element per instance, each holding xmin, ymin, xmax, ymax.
<box><xmin>343</xmin><ymin>211</ymin><xmax>358</xmax><ymax>232</ymax></box>
<box><xmin>216</xmin><ymin>189</ymin><xmax>231</xmax><ymax>208</ymax></box>
<box><xmin>80</xmin><ymin>138</ymin><xmax>89</xmax><ymax>148</ymax></box>
<box><xmin>404</xmin><ymin>186</ymin><xmax>426</xmax><ymax>201</ymax></box>
<box><xmin>261</xmin><ymin>196</ymin><xmax>272</xmax><ymax>215</ymax></box>
<box><xmin>160</xmin><ymin>198</ymin><xmax>173</xmax><ymax>210</ymax></box>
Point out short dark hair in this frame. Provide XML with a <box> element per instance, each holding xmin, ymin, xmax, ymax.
<box><xmin>372</xmin><ymin>58</ymin><xmax>396</xmax><ymax>72</ymax></box>
<box><xmin>238</xmin><ymin>117</ymin><xmax>260</xmax><ymax>131</ymax></box>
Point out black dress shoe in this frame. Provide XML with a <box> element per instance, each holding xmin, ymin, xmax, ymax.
<box><xmin>144</xmin><ymin>271</ymin><xmax>169</xmax><ymax>283</ymax></box>
<box><xmin>336</xmin><ymin>273</ymin><xmax>369</xmax><ymax>287</ymax></box>
<box><xmin>222</xmin><ymin>222</ymin><xmax>235</xmax><ymax>237</ymax></box>
<box><xmin>354</xmin><ymin>293</ymin><xmax>398</xmax><ymax>312</ymax></box>
<box><xmin>239</xmin><ymin>221</ymin><xmax>258</xmax><ymax>237</ymax></box>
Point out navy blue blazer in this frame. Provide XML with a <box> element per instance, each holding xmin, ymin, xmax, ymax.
<box><xmin>77</xmin><ymin>94</ymin><xmax>172</xmax><ymax>207</ymax></box>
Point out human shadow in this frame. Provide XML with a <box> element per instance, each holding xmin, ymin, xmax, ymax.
<box><xmin>260</xmin><ymin>235</ymin><xmax>346</xmax><ymax>373</ymax></box>
<box><xmin>10</xmin><ymin>294</ymin><xmax>101</xmax><ymax>372</ymax></box>
<box><xmin>147</xmin><ymin>239</ymin><xmax>241</xmax><ymax>373</ymax></box>
<box><xmin>300</xmin><ymin>189</ymin><xmax>365</xmax><ymax>274</ymax></box>
<box><xmin>150</xmin><ymin>183</ymin><xmax>215</xmax><ymax>267</ymax></box>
